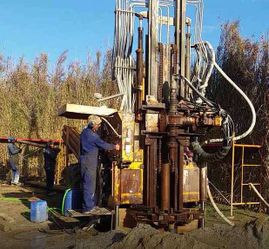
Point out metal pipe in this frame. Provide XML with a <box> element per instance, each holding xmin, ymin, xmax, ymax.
<box><xmin>200</xmin><ymin>162</ymin><xmax>207</xmax><ymax>202</ymax></box>
<box><xmin>230</xmin><ymin>140</ymin><xmax>235</xmax><ymax>217</ymax></box>
<box><xmin>169</xmin><ymin>75</ymin><xmax>178</xmax><ymax>114</ymax></box>
<box><xmin>168</xmin><ymin>136</ymin><xmax>178</xmax><ymax>210</ymax></box>
<box><xmin>148</xmin><ymin>0</ymin><xmax>159</xmax><ymax>98</ymax></box>
<box><xmin>200</xmin><ymin>201</ymin><xmax>205</xmax><ymax>228</ymax></box>
<box><xmin>158</xmin><ymin>43</ymin><xmax>164</xmax><ymax>102</ymax></box>
<box><xmin>115</xmin><ymin>205</ymin><xmax>119</xmax><ymax>229</ymax></box>
<box><xmin>135</xmin><ymin>23</ymin><xmax>144</xmax><ymax>121</ymax></box>
<box><xmin>97</xmin><ymin>93</ymin><xmax>124</xmax><ymax>102</ymax></box>
<box><xmin>178</xmin><ymin>141</ymin><xmax>184</xmax><ymax>211</ymax></box>
<box><xmin>185</xmin><ymin>18</ymin><xmax>191</xmax><ymax>100</ymax></box>
<box><xmin>161</xmin><ymin>163</ymin><xmax>170</xmax><ymax>211</ymax></box>
<box><xmin>199</xmin><ymin>163</ymin><xmax>207</xmax><ymax>228</ymax></box>
<box><xmin>175</xmin><ymin>0</ymin><xmax>180</xmax><ymax>74</ymax></box>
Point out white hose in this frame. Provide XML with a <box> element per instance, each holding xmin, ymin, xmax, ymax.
<box><xmin>211</xmin><ymin>62</ymin><xmax>256</xmax><ymax>142</ymax></box>
<box><xmin>100</xmin><ymin>117</ymin><xmax>121</xmax><ymax>138</ymax></box>
<box><xmin>199</xmin><ymin>41</ymin><xmax>256</xmax><ymax>143</ymax></box>
<box><xmin>207</xmin><ymin>181</ymin><xmax>235</xmax><ymax>226</ymax></box>
<box><xmin>249</xmin><ymin>183</ymin><xmax>269</xmax><ymax>208</ymax></box>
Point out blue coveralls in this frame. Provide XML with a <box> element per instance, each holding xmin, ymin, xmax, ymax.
<box><xmin>43</xmin><ymin>146</ymin><xmax>60</xmax><ymax>193</ymax></box>
<box><xmin>7</xmin><ymin>143</ymin><xmax>21</xmax><ymax>184</ymax></box>
<box><xmin>80</xmin><ymin>127</ymin><xmax>115</xmax><ymax>212</ymax></box>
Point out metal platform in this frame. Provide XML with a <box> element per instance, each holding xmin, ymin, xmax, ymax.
<box><xmin>67</xmin><ymin>208</ymin><xmax>114</xmax><ymax>218</ymax></box>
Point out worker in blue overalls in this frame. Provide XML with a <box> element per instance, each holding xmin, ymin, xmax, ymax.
<box><xmin>43</xmin><ymin>141</ymin><xmax>60</xmax><ymax>196</ymax></box>
<box><xmin>7</xmin><ymin>137</ymin><xmax>22</xmax><ymax>185</ymax></box>
<box><xmin>80</xmin><ymin>115</ymin><xmax>120</xmax><ymax>214</ymax></box>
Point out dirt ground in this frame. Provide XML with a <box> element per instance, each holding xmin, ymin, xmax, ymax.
<box><xmin>0</xmin><ymin>183</ymin><xmax>269</xmax><ymax>249</ymax></box>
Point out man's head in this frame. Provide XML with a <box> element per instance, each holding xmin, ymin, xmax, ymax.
<box><xmin>88</xmin><ymin>115</ymin><xmax>102</xmax><ymax>131</ymax></box>
<box><xmin>8</xmin><ymin>137</ymin><xmax>15</xmax><ymax>143</ymax></box>
<box><xmin>46</xmin><ymin>140</ymin><xmax>55</xmax><ymax>149</ymax></box>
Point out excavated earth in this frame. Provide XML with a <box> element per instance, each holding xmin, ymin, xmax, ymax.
<box><xmin>1</xmin><ymin>183</ymin><xmax>269</xmax><ymax>249</ymax></box>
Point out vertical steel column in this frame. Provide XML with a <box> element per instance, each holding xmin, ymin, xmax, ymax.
<box><xmin>148</xmin><ymin>0</ymin><xmax>159</xmax><ymax>98</ymax></box>
<box><xmin>230</xmin><ymin>140</ymin><xmax>236</xmax><ymax>217</ymax></box>
<box><xmin>178</xmin><ymin>138</ymin><xmax>184</xmax><ymax>211</ymax></box>
<box><xmin>200</xmin><ymin>163</ymin><xmax>207</xmax><ymax>228</ymax></box>
<box><xmin>240</xmin><ymin>147</ymin><xmax>245</xmax><ymax>203</ymax></box>
<box><xmin>145</xmin><ymin>138</ymin><xmax>157</xmax><ymax>208</ymax></box>
<box><xmin>175</xmin><ymin>0</ymin><xmax>186</xmax><ymax>99</ymax></box>
<box><xmin>161</xmin><ymin>163</ymin><xmax>170</xmax><ymax>211</ymax></box>
<box><xmin>185</xmin><ymin>18</ymin><xmax>191</xmax><ymax>100</ymax></box>
<box><xmin>135</xmin><ymin>21</ymin><xmax>144</xmax><ymax>121</ymax></box>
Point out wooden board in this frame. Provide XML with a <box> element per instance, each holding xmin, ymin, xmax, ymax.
<box><xmin>67</xmin><ymin>208</ymin><xmax>114</xmax><ymax>217</ymax></box>
<box><xmin>58</xmin><ymin>104</ymin><xmax>117</xmax><ymax>119</ymax></box>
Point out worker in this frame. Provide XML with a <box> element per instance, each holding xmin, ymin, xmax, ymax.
<box><xmin>80</xmin><ymin>115</ymin><xmax>120</xmax><ymax>214</ymax></box>
<box><xmin>43</xmin><ymin>141</ymin><xmax>60</xmax><ymax>196</ymax></box>
<box><xmin>7</xmin><ymin>137</ymin><xmax>22</xmax><ymax>185</ymax></box>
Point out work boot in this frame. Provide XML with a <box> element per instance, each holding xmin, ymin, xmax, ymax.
<box><xmin>82</xmin><ymin>206</ymin><xmax>98</xmax><ymax>215</ymax></box>
<box><xmin>13</xmin><ymin>182</ymin><xmax>22</xmax><ymax>186</ymax></box>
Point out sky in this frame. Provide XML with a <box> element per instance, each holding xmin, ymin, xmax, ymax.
<box><xmin>0</xmin><ymin>0</ymin><xmax>268</xmax><ymax>69</ymax></box>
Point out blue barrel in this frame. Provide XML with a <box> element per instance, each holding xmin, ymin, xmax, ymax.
<box><xmin>63</xmin><ymin>189</ymin><xmax>83</xmax><ymax>216</ymax></box>
<box><xmin>30</xmin><ymin>200</ymin><xmax>48</xmax><ymax>222</ymax></box>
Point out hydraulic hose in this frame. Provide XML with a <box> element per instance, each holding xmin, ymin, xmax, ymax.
<box><xmin>207</xmin><ymin>181</ymin><xmax>234</xmax><ymax>226</ymax></box>
<box><xmin>213</xmin><ymin>62</ymin><xmax>256</xmax><ymax>142</ymax></box>
<box><xmin>191</xmin><ymin>140</ymin><xmax>231</xmax><ymax>162</ymax></box>
<box><xmin>100</xmin><ymin>117</ymin><xmax>121</xmax><ymax>138</ymax></box>
<box><xmin>61</xmin><ymin>188</ymin><xmax>71</xmax><ymax>215</ymax></box>
<box><xmin>202</xmin><ymin>41</ymin><xmax>256</xmax><ymax>143</ymax></box>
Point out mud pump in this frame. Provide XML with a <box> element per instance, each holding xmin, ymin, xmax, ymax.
<box><xmin>59</xmin><ymin>0</ymin><xmax>256</xmax><ymax>231</ymax></box>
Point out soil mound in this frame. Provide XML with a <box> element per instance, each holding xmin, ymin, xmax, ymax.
<box><xmin>111</xmin><ymin>219</ymin><xmax>269</xmax><ymax>249</ymax></box>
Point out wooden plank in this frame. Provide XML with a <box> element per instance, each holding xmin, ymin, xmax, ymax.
<box><xmin>67</xmin><ymin>208</ymin><xmax>114</xmax><ymax>217</ymax></box>
<box><xmin>51</xmin><ymin>210</ymin><xmax>79</xmax><ymax>223</ymax></box>
<box><xmin>58</xmin><ymin>104</ymin><xmax>117</xmax><ymax>119</ymax></box>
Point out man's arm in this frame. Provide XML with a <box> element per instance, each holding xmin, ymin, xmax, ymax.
<box><xmin>94</xmin><ymin>136</ymin><xmax>116</xmax><ymax>151</ymax></box>
<box><xmin>8</xmin><ymin>144</ymin><xmax>21</xmax><ymax>155</ymax></box>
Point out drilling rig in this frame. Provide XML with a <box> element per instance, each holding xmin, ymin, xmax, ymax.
<box><xmin>59</xmin><ymin>0</ymin><xmax>256</xmax><ymax>231</ymax></box>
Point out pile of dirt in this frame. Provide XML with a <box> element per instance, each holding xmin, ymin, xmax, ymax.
<box><xmin>2</xmin><ymin>218</ymin><xmax>269</xmax><ymax>249</ymax></box>
<box><xmin>0</xmin><ymin>213</ymin><xmax>15</xmax><ymax>232</ymax></box>
<box><xmin>110</xmin><ymin>218</ymin><xmax>269</xmax><ymax>249</ymax></box>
